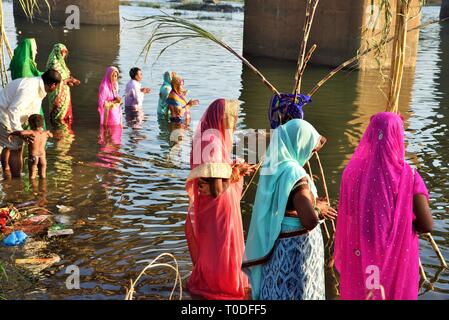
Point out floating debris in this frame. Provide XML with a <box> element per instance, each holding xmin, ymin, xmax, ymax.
<box><xmin>56</xmin><ymin>205</ymin><xmax>75</xmax><ymax>214</ymax></box>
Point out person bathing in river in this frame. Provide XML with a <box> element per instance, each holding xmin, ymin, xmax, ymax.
<box><xmin>9</xmin><ymin>38</ymin><xmax>47</xmax><ymax>129</ymax></box>
<box><xmin>334</xmin><ymin>112</ymin><xmax>434</xmax><ymax>300</ymax></box>
<box><xmin>243</xmin><ymin>119</ymin><xmax>336</xmax><ymax>300</ymax></box>
<box><xmin>9</xmin><ymin>114</ymin><xmax>53</xmax><ymax>180</ymax></box>
<box><xmin>0</xmin><ymin>69</ymin><xmax>61</xmax><ymax>178</ymax></box>
<box><xmin>167</xmin><ymin>73</ymin><xmax>199</xmax><ymax>124</ymax></box>
<box><xmin>46</xmin><ymin>43</ymin><xmax>81</xmax><ymax>130</ymax></box>
<box><xmin>125</xmin><ymin>67</ymin><xmax>151</xmax><ymax>128</ymax></box>
<box><xmin>157</xmin><ymin>71</ymin><xmax>173</xmax><ymax>118</ymax></box>
<box><xmin>98</xmin><ymin>66</ymin><xmax>122</xmax><ymax>126</ymax></box>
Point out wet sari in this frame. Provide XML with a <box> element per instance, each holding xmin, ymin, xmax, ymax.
<box><xmin>46</xmin><ymin>44</ymin><xmax>73</xmax><ymax>128</ymax></box>
<box><xmin>98</xmin><ymin>66</ymin><xmax>122</xmax><ymax>126</ymax></box>
<box><xmin>334</xmin><ymin>112</ymin><xmax>430</xmax><ymax>300</ymax></box>
<box><xmin>157</xmin><ymin>71</ymin><xmax>172</xmax><ymax>117</ymax></box>
<box><xmin>185</xmin><ymin>99</ymin><xmax>248</xmax><ymax>300</ymax></box>
<box><xmin>167</xmin><ymin>74</ymin><xmax>189</xmax><ymax>122</ymax></box>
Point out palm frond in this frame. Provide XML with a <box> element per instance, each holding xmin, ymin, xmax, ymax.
<box><xmin>126</xmin><ymin>13</ymin><xmax>280</xmax><ymax>96</ymax></box>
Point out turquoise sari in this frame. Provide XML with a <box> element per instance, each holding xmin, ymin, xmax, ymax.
<box><xmin>243</xmin><ymin>119</ymin><xmax>321</xmax><ymax>300</ymax></box>
<box><xmin>157</xmin><ymin>71</ymin><xmax>172</xmax><ymax>117</ymax></box>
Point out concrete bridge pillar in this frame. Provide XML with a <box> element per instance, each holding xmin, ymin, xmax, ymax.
<box><xmin>441</xmin><ymin>0</ymin><xmax>449</xmax><ymax>19</ymax></box>
<box><xmin>13</xmin><ymin>0</ymin><xmax>120</xmax><ymax>25</ymax></box>
<box><xmin>244</xmin><ymin>0</ymin><xmax>422</xmax><ymax>69</ymax></box>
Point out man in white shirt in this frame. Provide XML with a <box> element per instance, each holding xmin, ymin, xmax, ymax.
<box><xmin>124</xmin><ymin>67</ymin><xmax>151</xmax><ymax>128</ymax></box>
<box><xmin>0</xmin><ymin>69</ymin><xmax>61</xmax><ymax>178</ymax></box>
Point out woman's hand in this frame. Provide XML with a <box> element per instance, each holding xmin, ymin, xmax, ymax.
<box><xmin>234</xmin><ymin>163</ymin><xmax>257</xmax><ymax>177</ymax></box>
<box><xmin>316</xmin><ymin>198</ymin><xmax>338</xmax><ymax>221</ymax></box>
<box><xmin>188</xmin><ymin>99</ymin><xmax>199</xmax><ymax>107</ymax></box>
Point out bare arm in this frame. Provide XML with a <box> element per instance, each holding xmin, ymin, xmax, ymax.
<box><xmin>292</xmin><ymin>180</ymin><xmax>319</xmax><ymax>231</ymax></box>
<box><xmin>9</xmin><ymin>130</ymin><xmax>34</xmax><ymax>136</ymax></box>
<box><xmin>208</xmin><ymin>178</ymin><xmax>231</xmax><ymax>198</ymax></box>
<box><xmin>413</xmin><ymin>194</ymin><xmax>433</xmax><ymax>233</ymax></box>
<box><xmin>46</xmin><ymin>131</ymin><xmax>53</xmax><ymax>138</ymax></box>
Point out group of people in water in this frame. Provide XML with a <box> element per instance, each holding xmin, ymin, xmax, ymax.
<box><xmin>0</xmin><ymin>38</ymin><xmax>436</xmax><ymax>300</ymax></box>
<box><xmin>0</xmin><ymin>38</ymin><xmax>199</xmax><ymax>180</ymax></box>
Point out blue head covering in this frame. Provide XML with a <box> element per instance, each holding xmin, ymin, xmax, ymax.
<box><xmin>269</xmin><ymin>94</ymin><xmax>312</xmax><ymax>129</ymax></box>
<box><xmin>157</xmin><ymin>71</ymin><xmax>172</xmax><ymax>117</ymax></box>
<box><xmin>243</xmin><ymin>119</ymin><xmax>321</xmax><ymax>300</ymax></box>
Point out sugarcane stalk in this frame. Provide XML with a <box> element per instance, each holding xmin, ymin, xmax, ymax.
<box><xmin>306</xmin><ymin>161</ymin><xmax>313</xmax><ymax>179</ymax></box>
<box><xmin>419</xmin><ymin>258</ymin><xmax>427</xmax><ymax>282</ymax></box>
<box><xmin>386</xmin><ymin>0</ymin><xmax>410</xmax><ymax>113</ymax></box>
<box><xmin>299</xmin><ymin>44</ymin><xmax>317</xmax><ymax>82</ymax></box>
<box><xmin>315</xmin><ymin>152</ymin><xmax>336</xmax><ymax>232</ymax></box>
<box><xmin>308</xmin><ymin>16</ymin><xmax>449</xmax><ymax>98</ymax></box>
<box><xmin>293</xmin><ymin>0</ymin><xmax>320</xmax><ymax>97</ymax></box>
<box><xmin>423</xmin><ymin>233</ymin><xmax>448</xmax><ymax>269</ymax></box>
<box><xmin>241</xmin><ymin>161</ymin><xmax>264</xmax><ymax>199</ymax></box>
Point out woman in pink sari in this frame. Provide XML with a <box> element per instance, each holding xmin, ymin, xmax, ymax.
<box><xmin>334</xmin><ymin>112</ymin><xmax>434</xmax><ymax>300</ymax></box>
<box><xmin>98</xmin><ymin>66</ymin><xmax>122</xmax><ymax>126</ymax></box>
<box><xmin>185</xmin><ymin>98</ymin><xmax>254</xmax><ymax>300</ymax></box>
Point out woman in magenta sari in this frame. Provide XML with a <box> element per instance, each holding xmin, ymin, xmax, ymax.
<box><xmin>334</xmin><ymin>112</ymin><xmax>434</xmax><ymax>300</ymax></box>
<box><xmin>98</xmin><ymin>66</ymin><xmax>122</xmax><ymax>126</ymax></box>
<box><xmin>185</xmin><ymin>99</ymin><xmax>254</xmax><ymax>300</ymax></box>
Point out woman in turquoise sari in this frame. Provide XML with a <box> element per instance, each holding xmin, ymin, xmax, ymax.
<box><xmin>9</xmin><ymin>38</ymin><xmax>46</xmax><ymax>129</ymax></box>
<box><xmin>157</xmin><ymin>71</ymin><xmax>172</xmax><ymax>117</ymax></box>
<box><xmin>243</xmin><ymin>119</ymin><xmax>336</xmax><ymax>300</ymax></box>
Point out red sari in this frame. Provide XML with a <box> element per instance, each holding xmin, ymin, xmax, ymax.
<box><xmin>185</xmin><ymin>99</ymin><xmax>248</xmax><ymax>300</ymax></box>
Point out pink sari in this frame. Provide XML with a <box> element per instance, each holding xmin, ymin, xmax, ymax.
<box><xmin>334</xmin><ymin>112</ymin><xmax>429</xmax><ymax>300</ymax></box>
<box><xmin>98</xmin><ymin>66</ymin><xmax>122</xmax><ymax>126</ymax></box>
<box><xmin>185</xmin><ymin>99</ymin><xmax>249</xmax><ymax>300</ymax></box>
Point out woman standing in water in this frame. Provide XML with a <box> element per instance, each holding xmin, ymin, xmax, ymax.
<box><xmin>46</xmin><ymin>43</ymin><xmax>81</xmax><ymax>129</ymax></box>
<box><xmin>157</xmin><ymin>71</ymin><xmax>172</xmax><ymax>118</ymax></box>
<box><xmin>185</xmin><ymin>98</ymin><xmax>254</xmax><ymax>300</ymax></box>
<box><xmin>98</xmin><ymin>66</ymin><xmax>122</xmax><ymax>126</ymax></box>
<box><xmin>167</xmin><ymin>73</ymin><xmax>198</xmax><ymax>124</ymax></box>
<box><xmin>243</xmin><ymin>119</ymin><xmax>335</xmax><ymax>300</ymax></box>
<box><xmin>334</xmin><ymin>112</ymin><xmax>433</xmax><ymax>300</ymax></box>
<box><xmin>10</xmin><ymin>38</ymin><xmax>41</xmax><ymax>80</ymax></box>
<box><xmin>9</xmin><ymin>38</ymin><xmax>46</xmax><ymax>128</ymax></box>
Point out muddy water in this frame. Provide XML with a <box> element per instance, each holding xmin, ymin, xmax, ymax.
<box><xmin>0</xmin><ymin>3</ymin><xmax>448</xmax><ymax>300</ymax></box>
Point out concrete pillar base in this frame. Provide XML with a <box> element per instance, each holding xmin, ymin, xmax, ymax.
<box><xmin>13</xmin><ymin>0</ymin><xmax>120</xmax><ymax>26</ymax></box>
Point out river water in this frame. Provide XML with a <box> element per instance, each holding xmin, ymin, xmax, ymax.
<box><xmin>1</xmin><ymin>2</ymin><xmax>448</xmax><ymax>300</ymax></box>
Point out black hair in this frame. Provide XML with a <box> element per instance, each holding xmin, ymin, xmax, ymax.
<box><xmin>42</xmin><ymin>69</ymin><xmax>62</xmax><ymax>86</ymax></box>
<box><xmin>28</xmin><ymin>114</ymin><xmax>44</xmax><ymax>130</ymax></box>
<box><xmin>129</xmin><ymin>67</ymin><xmax>141</xmax><ymax>80</ymax></box>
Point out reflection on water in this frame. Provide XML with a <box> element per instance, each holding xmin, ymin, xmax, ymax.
<box><xmin>1</xmin><ymin>3</ymin><xmax>448</xmax><ymax>299</ymax></box>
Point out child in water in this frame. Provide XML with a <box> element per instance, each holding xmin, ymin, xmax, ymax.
<box><xmin>9</xmin><ymin>114</ymin><xmax>53</xmax><ymax>179</ymax></box>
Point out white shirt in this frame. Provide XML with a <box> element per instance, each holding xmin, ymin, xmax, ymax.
<box><xmin>0</xmin><ymin>77</ymin><xmax>46</xmax><ymax>132</ymax></box>
<box><xmin>125</xmin><ymin>79</ymin><xmax>144</xmax><ymax>108</ymax></box>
